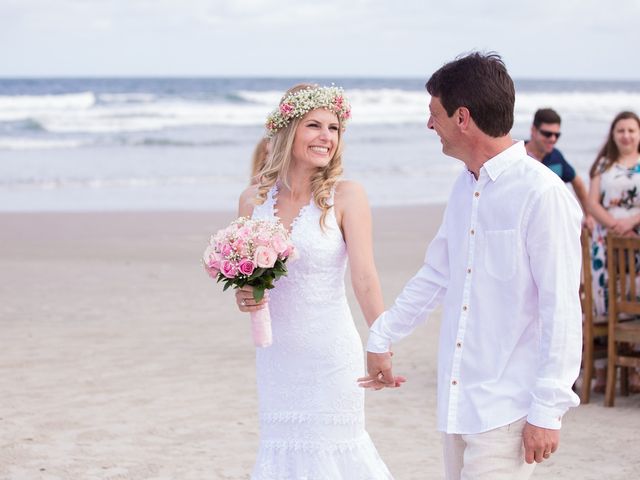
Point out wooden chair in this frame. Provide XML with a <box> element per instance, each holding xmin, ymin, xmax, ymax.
<box><xmin>604</xmin><ymin>234</ymin><xmax>640</xmax><ymax>407</ymax></box>
<box><xmin>579</xmin><ymin>228</ymin><xmax>608</xmax><ymax>404</ymax></box>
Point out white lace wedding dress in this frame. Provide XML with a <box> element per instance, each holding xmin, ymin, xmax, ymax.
<box><xmin>250</xmin><ymin>184</ymin><xmax>393</xmax><ymax>480</ymax></box>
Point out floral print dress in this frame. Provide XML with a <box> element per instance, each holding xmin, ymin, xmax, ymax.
<box><xmin>591</xmin><ymin>159</ymin><xmax>640</xmax><ymax>315</ymax></box>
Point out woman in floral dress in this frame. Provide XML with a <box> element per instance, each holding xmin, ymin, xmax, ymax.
<box><xmin>588</xmin><ymin>111</ymin><xmax>640</xmax><ymax>392</ymax></box>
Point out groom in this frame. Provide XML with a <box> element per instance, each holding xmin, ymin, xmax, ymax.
<box><xmin>361</xmin><ymin>52</ymin><xmax>582</xmax><ymax>479</ymax></box>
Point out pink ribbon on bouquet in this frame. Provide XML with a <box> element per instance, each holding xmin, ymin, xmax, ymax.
<box><xmin>251</xmin><ymin>307</ymin><xmax>272</xmax><ymax>347</ymax></box>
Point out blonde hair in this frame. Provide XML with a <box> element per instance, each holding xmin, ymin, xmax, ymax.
<box><xmin>255</xmin><ymin>83</ymin><xmax>345</xmax><ymax>229</ymax></box>
<box><xmin>250</xmin><ymin>137</ymin><xmax>270</xmax><ymax>184</ymax></box>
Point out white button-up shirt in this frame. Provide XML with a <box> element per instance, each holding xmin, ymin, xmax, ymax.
<box><xmin>368</xmin><ymin>141</ymin><xmax>582</xmax><ymax>434</ymax></box>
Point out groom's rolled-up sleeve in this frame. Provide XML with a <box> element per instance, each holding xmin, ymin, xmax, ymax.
<box><xmin>367</xmin><ymin>218</ymin><xmax>450</xmax><ymax>353</ymax></box>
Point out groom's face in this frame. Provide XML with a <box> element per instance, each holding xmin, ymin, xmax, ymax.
<box><xmin>427</xmin><ymin>96</ymin><xmax>459</xmax><ymax>157</ymax></box>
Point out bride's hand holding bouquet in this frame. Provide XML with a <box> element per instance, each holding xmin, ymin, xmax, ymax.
<box><xmin>203</xmin><ymin>217</ymin><xmax>296</xmax><ymax>347</ymax></box>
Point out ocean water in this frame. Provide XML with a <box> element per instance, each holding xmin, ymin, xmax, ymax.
<box><xmin>0</xmin><ymin>77</ymin><xmax>639</xmax><ymax>211</ymax></box>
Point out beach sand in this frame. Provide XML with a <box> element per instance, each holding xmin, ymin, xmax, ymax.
<box><xmin>1</xmin><ymin>208</ymin><xmax>639</xmax><ymax>480</ymax></box>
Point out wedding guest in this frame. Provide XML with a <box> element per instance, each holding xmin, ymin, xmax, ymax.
<box><xmin>525</xmin><ymin>108</ymin><xmax>595</xmax><ymax>231</ymax></box>
<box><xmin>234</xmin><ymin>84</ymin><xmax>401</xmax><ymax>479</ymax></box>
<box><xmin>361</xmin><ymin>52</ymin><xmax>583</xmax><ymax>479</ymax></box>
<box><xmin>587</xmin><ymin>110</ymin><xmax>640</xmax><ymax>393</ymax></box>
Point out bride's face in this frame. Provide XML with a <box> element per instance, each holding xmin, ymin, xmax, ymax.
<box><xmin>290</xmin><ymin>109</ymin><xmax>339</xmax><ymax>169</ymax></box>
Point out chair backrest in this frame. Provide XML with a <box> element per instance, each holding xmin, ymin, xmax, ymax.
<box><xmin>580</xmin><ymin>228</ymin><xmax>593</xmax><ymax>315</ymax></box>
<box><xmin>606</xmin><ymin>235</ymin><xmax>640</xmax><ymax>317</ymax></box>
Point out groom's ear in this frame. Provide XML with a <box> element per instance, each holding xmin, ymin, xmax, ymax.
<box><xmin>456</xmin><ymin>107</ymin><xmax>471</xmax><ymax>130</ymax></box>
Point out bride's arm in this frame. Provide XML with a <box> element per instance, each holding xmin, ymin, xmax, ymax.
<box><xmin>335</xmin><ymin>181</ymin><xmax>384</xmax><ymax>327</ymax></box>
<box><xmin>235</xmin><ymin>185</ymin><xmax>265</xmax><ymax>313</ymax></box>
<box><xmin>237</xmin><ymin>185</ymin><xmax>258</xmax><ymax>217</ymax></box>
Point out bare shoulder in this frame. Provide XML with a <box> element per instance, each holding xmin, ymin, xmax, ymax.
<box><xmin>238</xmin><ymin>184</ymin><xmax>259</xmax><ymax>216</ymax></box>
<box><xmin>334</xmin><ymin>180</ymin><xmax>370</xmax><ymax>226</ymax></box>
<box><xmin>334</xmin><ymin>179</ymin><xmax>368</xmax><ymax>206</ymax></box>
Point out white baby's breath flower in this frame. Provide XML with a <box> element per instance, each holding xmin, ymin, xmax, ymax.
<box><xmin>265</xmin><ymin>85</ymin><xmax>351</xmax><ymax>137</ymax></box>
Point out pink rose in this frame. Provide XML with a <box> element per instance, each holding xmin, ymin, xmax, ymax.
<box><xmin>203</xmin><ymin>245</ymin><xmax>221</xmax><ymax>270</ymax></box>
<box><xmin>270</xmin><ymin>234</ymin><xmax>288</xmax><ymax>255</ymax></box>
<box><xmin>254</xmin><ymin>231</ymin><xmax>271</xmax><ymax>247</ymax></box>
<box><xmin>254</xmin><ymin>246</ymin><xmax>277</xmax><ymax>268</ymax></box>
<box><xmin>204</xmin><ymin>264</ymin><xmax>219</xmax><ymax>279</ymax></box>
<box><xmin>284</xmin><ymin>245</ymin><xmax>299</xmax><ymax>262</ymax></box>
<box><xmin>237</xmin><ymin>226</ymin><xmax>252</xmax><ymax>240</ymax></box>
<box><xmin>220</xmin><ymin>243</ymin><xmax>233</xmax><ymax>258</ymax></box>
<box><xmin>233</xmin><ymin>237</ymin><xmax>245</xmax><ymax>253</ymax></box>
<box><xmin>238</xmin><ymin>259</ymin><xmax>255</xmax><ymax>276</ymax></box>
<box><xmin>221</xmin><ymin>260</ymin><xmax>238</xmax><ymax>278</ymax></box>
<box><xmin>279</xmin><ymin>103</ymin><xmax>294</xmax><ymax>116</ymax></box>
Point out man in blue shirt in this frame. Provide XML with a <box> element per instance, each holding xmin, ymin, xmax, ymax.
<box><xmin>525</xmin><ymin>108</ymin><xmax>594</xmax><ymax>230</ymax></box>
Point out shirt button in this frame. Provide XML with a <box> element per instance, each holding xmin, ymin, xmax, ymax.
<box><xmin>467</xmin><ymin>268</ymin><xmax>472</xmax><ymax>274</ymax></box>
<box><xmin>474</xmin><ymin>191</ymin><xmax>480</xmax><ymax>197</ymax></box>
<box><xmin>452</xmin><ymin>380</ymin><xmax>458</xmax><ymax>386</ymax></box>
<box><xmin>470</xmin><ymin>229</ymin><xmax>475</xmax><ymax>235</ymax></box>
<box><xmin>462</xmin><ymin>305</ymin><xmax>468</xmax><ymax>311</ymax></box>
<box><xmin>456</xmin><ymin>342</ymin><xmax>462</xmax><ymax>348</ymax></box>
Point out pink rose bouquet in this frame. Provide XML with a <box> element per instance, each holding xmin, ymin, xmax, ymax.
<box><xmin>203</xmin><ymin>216</ymin><xmax>296</xmax><ymax>347</ymax></box>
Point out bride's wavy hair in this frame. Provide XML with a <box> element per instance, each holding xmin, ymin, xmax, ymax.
<box><xmin>255</xmin><ymin>83</ymin><xmax>345</xmax><ymax>229</ymax></box>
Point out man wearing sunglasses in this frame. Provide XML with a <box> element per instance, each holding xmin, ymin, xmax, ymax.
<box><xmin>525</xmin><ymin>108</ymin><xmax>595</xmax><ymax>231</ymax></box>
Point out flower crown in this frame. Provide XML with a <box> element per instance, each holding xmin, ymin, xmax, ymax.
<box><xmin>265</xmin><ymin>85</ymin><xmax>351</xmax><ymax>137</ymax></box>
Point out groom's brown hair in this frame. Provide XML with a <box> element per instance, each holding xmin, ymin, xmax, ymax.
<box><xmin>426</xmin><ymin>52</ymin><xmax>515</xmax><ymax>138</ymax></box>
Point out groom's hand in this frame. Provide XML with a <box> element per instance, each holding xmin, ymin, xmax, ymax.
<box><xmin>358</xmin><ymin>351</ymin><xmax>406</xmax><ymax>390</ymax></box>
<box><xmin>522</xmin><ymin>422</ymin><xmax>559</xmax><ymax>464</ymax></box>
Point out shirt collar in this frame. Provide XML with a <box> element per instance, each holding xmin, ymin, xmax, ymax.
<box><xmin>480</xmin><ymin>141</ymin><xmax>525</xmax><ymax>182</ymax></box>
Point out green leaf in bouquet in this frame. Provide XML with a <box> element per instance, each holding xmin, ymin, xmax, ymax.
<box><xmin>253</xmin><ymin>287</ymin><xmax>265</xmax><ymax>302</ymax></box>
<box><xmin>248</xmin><ymin>267</ymin><xmax>266</xmax><ymax>281</ymax></box>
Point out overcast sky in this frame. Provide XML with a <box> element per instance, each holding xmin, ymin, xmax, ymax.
<box><xmin>1</xmin><ymin>0</ymin><xmax>638</xmax><ymax>79</ymax></box>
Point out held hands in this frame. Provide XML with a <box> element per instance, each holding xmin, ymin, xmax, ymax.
<box><xmin>522</xmin><ymin>422</ymin><xmax>560</xmax><ymax>464</ymax></box>
<box><xmin>609</xmin><ymin>217</ymin><xmax>640</xmax><ymax>236</ymax></box>
<box><xmin>582</xmin><ymin>214</ymin><xmax>596</xmax><ymax>234</ymax></box>
<box><xmin>235</xmin><ymin>286</ymin><xmax>268</xmax><ymax>313</ymax></box>
<box><xmin>358</xmin><ymin>351</ymin><xmax>407</xmax><ymax>390</ymax></box>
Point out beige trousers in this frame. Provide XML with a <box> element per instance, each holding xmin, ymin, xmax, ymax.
<box><xmin>442</xmin><ymin>417</ymin><xmax>536</xmax><ymax>480</ymax></box>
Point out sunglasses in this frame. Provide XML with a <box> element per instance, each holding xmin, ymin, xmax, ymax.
<box><xmin>538</xmin><ymin>129</ymin><xmax>561</xmax><ymax>139</ymax></box>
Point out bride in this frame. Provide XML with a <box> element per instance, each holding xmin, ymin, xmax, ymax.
<box><xmin>234</xmin><ymin>84</ymin><xmax>403</xmax><ymax>479</ymax></box>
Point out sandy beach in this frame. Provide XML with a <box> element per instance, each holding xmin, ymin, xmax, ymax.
<box><xmin>1</xmin><ymin>207</ymin><xmax>639</xmax><ymax>480</ymax></box>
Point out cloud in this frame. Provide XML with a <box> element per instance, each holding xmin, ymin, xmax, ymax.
<box><xmin>1</xmin><ymin>0</ymin><xmax>639</xmax><ymax>78</ymax></box>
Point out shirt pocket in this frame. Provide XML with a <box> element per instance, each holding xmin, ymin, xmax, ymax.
<box><xmin>484</xmin><ymin>229</ymin><xmax>517</xmax><ymax>281</ymax></box>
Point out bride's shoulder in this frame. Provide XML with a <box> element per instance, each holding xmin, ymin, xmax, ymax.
<box><xmin>334</xmin><ymin>180</ymin><xmax>368</xmax><ymax>205</ymax></box>
<box><xmin>238</xmin><ymin>184</ymin><xmax>259</xmax><ymax>216</ymax></box>
<box><xmin>333</xmin><ymin>180</ymin><xmax>370</xmax><ymax>224</ymax></box>
<box><xmin>239</xmin><ymin>184</ymin><xmax>259</xmax><ymax>201</ymax></box>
